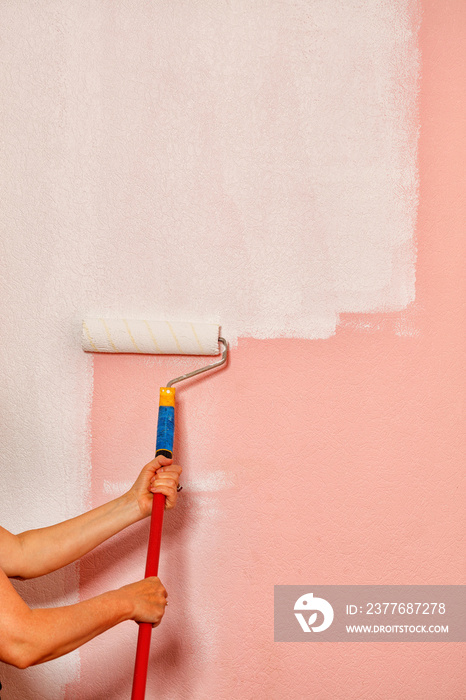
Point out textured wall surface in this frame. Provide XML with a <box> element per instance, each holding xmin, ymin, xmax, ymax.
<box><xmin>0</xmin><ymin>1</ymin><xmax>464</xmax><ymax>698</ymax></box>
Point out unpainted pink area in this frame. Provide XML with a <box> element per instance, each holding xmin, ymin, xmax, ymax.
<box><xmin>66</xmin><ymin>1</ymin><xmax>465</xmax><ymax>698</ymax></box>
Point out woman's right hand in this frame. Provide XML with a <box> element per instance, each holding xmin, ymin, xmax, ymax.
<box><xmin>119</xmin><ymin>577</ymin><xmax>168</xmax><ymax>627</ymax></box>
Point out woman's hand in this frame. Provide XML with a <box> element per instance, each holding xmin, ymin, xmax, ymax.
<box><xmin>118</xmin><ymin>576</ymin><xmax>168</xmax><ymax>627</ymax></box>
<box><xmin>127</xmin><ymin>456</ymin><xmax>182</xmax><ymax>519</ymax></box>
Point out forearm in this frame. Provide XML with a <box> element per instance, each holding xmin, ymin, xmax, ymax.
<box><xmin>8</xmin><ymin>456</ymin><xmax>180</xmax><ymax>579</ymax></box>
<box><xmin>10</xmin><ymin>589</ymin><xmax>133</xmax><ymax>668</ymax></box>
<box><xmin>17</xmin><ymin>493</ymin><xmax>142</xmax><ymax>579</ymax></box>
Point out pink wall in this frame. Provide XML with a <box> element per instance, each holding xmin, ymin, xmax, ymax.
<box><xmin>65</xmin><ymin>2</ymin><xmax>465</xmax><ymax>699</ymax></box>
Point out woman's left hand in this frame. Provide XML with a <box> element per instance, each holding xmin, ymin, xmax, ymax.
<box><xmin>129</xmin><ymin>456</ymin><xmax>182</xmax><ymax>519</ymax></box>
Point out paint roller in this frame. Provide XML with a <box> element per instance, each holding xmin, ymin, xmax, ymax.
<box><xmin>82</xmin><ymin>318</ymin><xmax>228</xmax><ymax>700</ymax></box>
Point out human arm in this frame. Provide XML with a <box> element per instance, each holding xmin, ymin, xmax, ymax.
<box><xmin>0</xmin><ymin>566</ymin><xmax>167</xmax><ymax>668</ymax></box>
<box><xmin>0</xmin><ymin>456</ymin><xmax>181</xmax><ymax>580</ymax></box>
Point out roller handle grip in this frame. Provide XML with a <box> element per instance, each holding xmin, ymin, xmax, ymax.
<box><xmin>131</xmin><ymin>388</ymin><xmax>175</xmax><ymax>700</ymax></box>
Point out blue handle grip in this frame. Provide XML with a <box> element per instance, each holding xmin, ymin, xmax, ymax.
<box><xmin>155</xmin><ymin>387</ymin><xmax>175</xmax><ymax>459</ymax></box>
<box><xmin>155</xmin><ymin>404</ymin><xmax>175</xmax><ymax>458</ymax></box>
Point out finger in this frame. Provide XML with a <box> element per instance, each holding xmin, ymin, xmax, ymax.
<box><xmin>150</xmin><ymin>483</ymin><xmax>178</xmax><ymax>500</ymax></box>
<box><xmin>144</xmin><ymin>456</ymin><xmax>174</xmax><ymax>478</ymax></box>
<box><xmin>153</xmin><ymin>455</ymin><xmax>174</xmax><ymax>469</ymax></box>
<box><xmin>152</xmin><ymin>469</ymin><xmax>181</xmax><ymax>479</ymax></box>
<box><xmin>155</xmin><ymin>464</ymin><xmax>182</xmax><ymax>476</ymax></box>
<box><xmin>151</xmin><ymin>477</ymin><xmax>177</xmax><ymax>491</ymax></box>
<box><xmin>147</xmin><ymin>578</ymin><xmax>167</xmax><ymax>597</ymax></box>
<box><xmin>150</xmin><ymin>473</ymin><xmax>181</xmax><ymax>489</ymax></box>
<box><xmin>151</xmin><ymin>486</ymin><xmax>178</xmax><ymax>509</ymax></box>
<box><xmin>151</xmin><ymin>475</ymin><xmax>178</xmax><ymax>487</ymax></box>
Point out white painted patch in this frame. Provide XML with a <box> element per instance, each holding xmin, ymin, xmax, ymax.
<box><xmin>394</xmin><ymin>319</ymin><xmax>421</xmax><ymax>338</ymax></box>
<box><xmin>392</xmin><ymin>301</ymin><xmax>422</xmax><ymax>337</ymax></box>
<box><xmin>339</xmin><ymin>318</ymin><xmax>383</xmax><ymax>333</ymax></box>
<box><xmin>103</xmin><ymin>471</ymin><xmax>233</xmax><ymax>497</ymax></box>
<box><xmin>184</xmin><ymin>471</ymin><xmax>235</xmax><ymax>492</ymax></box>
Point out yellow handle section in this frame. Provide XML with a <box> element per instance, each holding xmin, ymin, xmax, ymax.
<box><xmin>159</xmin><ymin>386</ymin><xmax>176</xmax><ymax>407</ymax></box>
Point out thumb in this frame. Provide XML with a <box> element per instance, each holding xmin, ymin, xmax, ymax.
<box><xmin>152</xmin><ymin>455</ymin><xmax>174</xmax><ymax>470</ymax></box>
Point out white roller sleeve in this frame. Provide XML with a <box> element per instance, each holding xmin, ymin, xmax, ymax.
<box><xmin>82</xmin><ymin>319</ymin><xmax>220</xmax><ymax>355</ymax></box>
